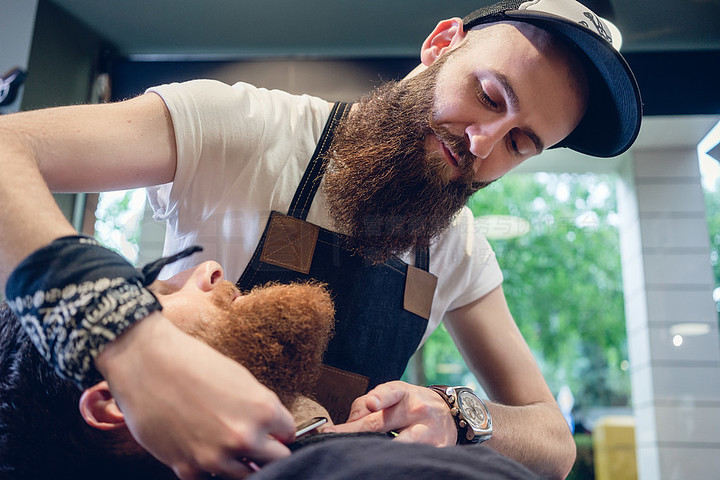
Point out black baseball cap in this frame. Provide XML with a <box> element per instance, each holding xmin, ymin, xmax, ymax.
<box><xmin>462</xmin><ymin>0</ymin><xmax>642</xmax><ymax>158</ymax></box>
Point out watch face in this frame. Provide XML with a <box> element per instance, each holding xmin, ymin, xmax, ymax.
<box><xmin>458</xmin><ymin>390</ymin><xmax>490</xmax><ymax>430</ymax></box>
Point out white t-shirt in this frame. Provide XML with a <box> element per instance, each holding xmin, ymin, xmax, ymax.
<box><xmin>146</xmin><ymin>79</ymin><xmax>503</xmax><ymax>344</ymax></box>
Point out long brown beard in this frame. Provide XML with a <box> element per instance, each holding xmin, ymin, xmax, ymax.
<box><xmin>186</xmin><ymin>281</ymin><xmax>335</xmax><ymax>408</ymax></box>
<box><xmin>323</xmin><ymin>53</ymin><xmax>490</xmax><ymax>263</ymax></box>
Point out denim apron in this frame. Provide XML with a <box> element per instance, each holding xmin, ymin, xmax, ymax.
<box><xmin>237</xmin><ymin>103</ymin><xmax>437</xmax><ymax>422</ymax></box>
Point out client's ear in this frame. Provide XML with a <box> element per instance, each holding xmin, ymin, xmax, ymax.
<box><xmin>79</xmin><ymin>381</ymin><xmax>126</xmax><ymax>431</ymax></box>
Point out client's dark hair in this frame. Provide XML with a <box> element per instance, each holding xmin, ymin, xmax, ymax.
<box><xmin>0</xmin><ymin>302</ymin><xmax>173</xmax><ymax>479</ymax></box>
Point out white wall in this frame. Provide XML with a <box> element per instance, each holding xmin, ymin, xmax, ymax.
<box><xmin>618</xmin><ymin>146</ymin><xmax>720</xmax><ymax>479</ymax></box>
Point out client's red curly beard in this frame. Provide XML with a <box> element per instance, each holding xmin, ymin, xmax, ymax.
<box><xmin>185</xmin><ymin>281</ymin><xmax>335</xmax><ymax>409</ymax></box>
<box><xmin>323</xmin><ymin>51</ymin><xmax>492</xmax><ymax>264</ymax></box>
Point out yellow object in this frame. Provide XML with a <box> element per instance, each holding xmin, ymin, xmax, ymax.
<box><xmin>593</xmin><ymin>415</ymin><xmax>637</xmax><ymax>480</ymax></box>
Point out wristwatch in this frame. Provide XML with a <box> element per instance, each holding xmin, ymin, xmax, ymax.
<box><xmin>428</xmin><ymin>385</ymin><xmax>492</xmax><ymax>445</ymax></box>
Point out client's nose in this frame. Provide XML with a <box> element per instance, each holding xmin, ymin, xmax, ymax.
<box><xmin>195</xmin><ymin>261</ymin><xmax>225</xmax><ymax>292</ymax></box>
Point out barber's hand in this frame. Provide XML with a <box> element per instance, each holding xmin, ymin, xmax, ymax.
<box><xmin>323</xmin><ymin>381</ymin><xmax>457</xmax><ymax>447</ymax></box>
<box><xmin>95</xmin><ymin>312</ymin><xmax>295</xmax><ymax>479</ymax></box>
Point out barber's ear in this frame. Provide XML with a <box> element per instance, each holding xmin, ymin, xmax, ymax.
<box><xmin>79</xmin><ymin>381</ymin><xmax>126</xmax><ymax>431</ymax></box>
<box><xmin>420</xmin><ymin>18</ymin><xmax>467</xmax><ymax>66</ymax></box>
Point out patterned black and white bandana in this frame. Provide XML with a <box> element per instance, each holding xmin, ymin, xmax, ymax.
<box><xmin>5</xmin><ymin>235</ymin><xmax>201</xmax><ymax>388</ymax></box>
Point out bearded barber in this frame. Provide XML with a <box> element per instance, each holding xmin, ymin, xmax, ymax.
<box><xmin>0</xmin><ymin>0</ymin><xmax>641</xmax><ymax>478</ymax></box>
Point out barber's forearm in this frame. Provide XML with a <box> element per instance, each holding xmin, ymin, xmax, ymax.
<box><xmin>95</xmin><ymin>310</ymin><xmax>168</xmax><ymax>389</ymax></box>
<box><xmin>484</xmin><ymin>400</ymin><xmax>576</xmax><ymax>480</ymax></box>
<box><xmin>0</xmin><ymin>130</ymin><xmax>76</xmax><ymax>289</ymax></box>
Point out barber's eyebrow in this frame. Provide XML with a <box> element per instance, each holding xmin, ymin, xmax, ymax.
<box><xmin>488</xmin><ymin>69</ymin><xmax>545</xmax><ymax>155</ymax></box>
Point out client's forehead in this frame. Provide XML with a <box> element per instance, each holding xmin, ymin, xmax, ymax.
<box><xmin>146</xmin><ymin>265</ymin><xmax>200</xmax><ymax>297</ymax></box>
<box><xmin>147</xmin><ymin>279</ymin><xmax>186</xmax><ymax>298</ymax></box>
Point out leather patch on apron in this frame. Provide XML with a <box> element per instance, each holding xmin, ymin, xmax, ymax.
<box><xmin>260</xmin><ymin>212</ymin><xmax>319</xmax><ymax>274</ymax></box>
<box><xmin>315</xmin><ymin>364</ymin><xmax>370</xmax><ymax>424</ymax></box>
<box><xmin>403</xmin><ymin>265</ymin><xmax>438</xmax><ymax>320</ymax></box>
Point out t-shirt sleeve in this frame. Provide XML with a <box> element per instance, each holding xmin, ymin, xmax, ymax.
<box><xmin>145</xmin><ymin>79</ymin><xmax>306</xmax><ymax>222</ymax></box>
<box><xmin>441</xmin><ymin>207</ymin><xmax>504</xmax><ymax>312</ymax></box>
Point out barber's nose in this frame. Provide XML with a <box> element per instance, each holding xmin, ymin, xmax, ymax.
<box><xmin>465</xmin><ymin>122</ymin><xmax>507</xmax><ymax>160</ymax></box>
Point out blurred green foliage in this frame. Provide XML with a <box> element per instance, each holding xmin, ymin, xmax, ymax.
<box><xmin>408</xmin><ymin>173</ymin><xmax>631</xmax><ymax>409</ymax></box>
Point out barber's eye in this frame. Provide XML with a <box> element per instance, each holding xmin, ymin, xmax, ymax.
<box><xmin>477</xmin><ymin>87</ymin><xmax>498</xmax><ymax>109</ymax></box>
<box><xmin>508</xmin><ymin>129</ymin><xmax>535</xmax><ymax>156</ymax></box>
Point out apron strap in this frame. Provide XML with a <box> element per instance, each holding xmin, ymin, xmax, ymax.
<box><xmin>414</xmin><ymin>248</ymin><xmax>430</xmax><ymax>272</ymax></box>
<box><xmin>288</xmin><ymin>102</ymin><xmax>351</xmax><ymax>220</ymax></box>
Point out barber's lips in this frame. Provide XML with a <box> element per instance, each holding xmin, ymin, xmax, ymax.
<box><xmin>427</xmin><ymin>134</ymin><xmax>456</xmax><ymax>166</ymax></box>
<box><xmin>431</xmin><ymin>134</ymin><xmax>464</xmax><ymax>181</ymax></box>
<box><xmin>439</xmin><ymin>139</ymin><xmax>459</xmax><ymax>169</ymax></box>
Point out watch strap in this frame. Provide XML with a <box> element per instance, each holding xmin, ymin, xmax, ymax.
<box><xmin>428</xmin><ymin>385</ymin><xmax>491</xmax><ymax>445</ymax></box>
<box><xmin>428</xmin><ymin>385</ymin><xmax>473</xmax><ymax>444</ymax></box>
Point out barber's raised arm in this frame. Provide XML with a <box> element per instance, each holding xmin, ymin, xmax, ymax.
<box><xmin>0</xmin><ymin>93</ymin><xmax>176</xmax><ymax>194</ymax></box>
<box><xmin>0</xmin><ymin>94</ymin><xmax>295</xmax><ymax>478</ymax></box>
<box><xmin>0</xmin><ymin>93</ymin><xmax>175</xmax><ymax>283</ymax></box>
